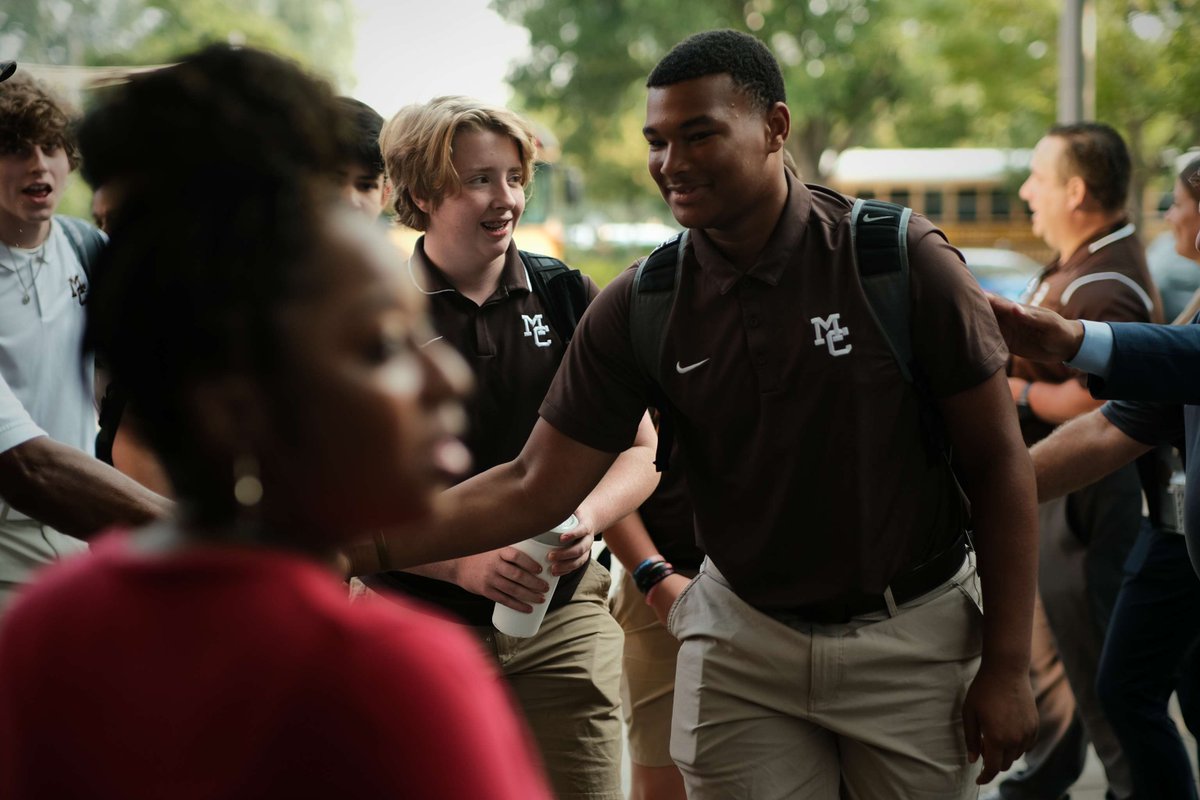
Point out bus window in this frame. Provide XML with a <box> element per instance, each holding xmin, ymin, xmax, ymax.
<box><xmin>990</xmin><ymin>189</ymin><xmax>1010</xmax><ymax>220</ymax></box>
<box><xmin>957</xmin><ymin>189</ymin><xmax>978</xmax><ymax>222</ymax></box>
<box><xmin>890</xmin><ymin>189</ymin><xmax>910</xmax><ymax>207</ymax></box>
<box><xmin>924</xmin><ymin>190</ymin><xmax>943</xmax><ymax>220</ymax></box>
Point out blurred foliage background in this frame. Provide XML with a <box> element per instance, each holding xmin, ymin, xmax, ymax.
<box><xmin>2</xmin><ymin>0</ymin><xmax>1197</xmax><ymax>283</ymax></box>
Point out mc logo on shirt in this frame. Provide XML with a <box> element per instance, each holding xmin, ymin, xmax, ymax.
<box><xmin>811</xmin><ymin>313</ymin><xmax>852</xmax><ymax>356</ymax></box>
<box><xmin>521</xmin><ymin>314</ymin><xmax>552</xmax><ymax>348</ymax></box>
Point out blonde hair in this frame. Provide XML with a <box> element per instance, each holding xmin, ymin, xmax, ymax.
<box><xmin>380</xmin><ymin>96</ymin><xmax>538</xmax><ymax>231</ymax></box>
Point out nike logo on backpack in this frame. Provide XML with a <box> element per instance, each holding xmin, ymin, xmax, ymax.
<box><xmin>861</xmin><ymin>213</ymin><xmax>892</xmax><ymax>223</ymax></box>
<box><xmin>675</xmin><ymin>358</ymin><xmax>710</xmax><ymax>374</ymax></box>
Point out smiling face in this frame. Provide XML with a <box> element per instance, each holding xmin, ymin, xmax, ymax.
<box><xmin>1165</xmin><ymin>177</ymin><xmax>1200</xmax><ymax>261</ymax></box>
<box><xmin>0</xmin><ymin>141</ymin><xmax>70</xmax><ymax>245</ymax></box>
<box><xmin>420</xmin><ymin>128</ymin><xmax>526</xmax><ymax>275</ymax></box>
<box><xmin>643</xmin><ymin>74</ymin><xmax>787</xmax><ymax>242</ymax></box>
<box><xmin>1019</xmin><ymin>135</ymin><xmax>1074</xmax><ymax>252</ymax></box>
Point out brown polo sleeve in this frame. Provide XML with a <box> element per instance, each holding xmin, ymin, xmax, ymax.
<box><xmin>1060</xmin><ymin>279</ymin><xmax>1152</xmax><ymax>325</ymax></box>
<box><xmin>538</xmin><ymin>266</ymin><xmax>651</xmax><ymax>453</ymax></box>
<box><xmin>582</xmin><ymin>274</ymin><xmax>601</xmax><ymax>304</ymax></box>
<box><xmin>908</xmin><ymin>218</ymin><xmax>1009</xmax><ymax>398</ymax></box>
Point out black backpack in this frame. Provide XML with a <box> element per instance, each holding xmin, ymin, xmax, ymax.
<box><xmin>51</xmin><ymin>215</ymin><xmax>117</xmax><ymax>465</ymax></box>
<box><xmin>56</xmin><ymin>214</ymin><xmax>105</xmax><ymax>286</ymax></box>
<box><xmin>519</xmin><ymin>250</ymin><xmax>590</xmax><ymax>342</ymax></box>
<box><xmin>629</xmin><ymin>198</ymin><xmax>965</xmax><ymax>513</ymax></box>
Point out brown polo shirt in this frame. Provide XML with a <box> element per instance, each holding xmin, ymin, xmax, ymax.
<box><xmin>540</xmin><ymin>172</ymin><xmax>1007</xmax><ymax>609</ymax></box>
<box><xmin>637</xmin><ymin>445</ymin><xmax>704</xmax><ymax>570</ymax></box>
<box><xmin>1010</xmin><ymin>221</ymin><xmax>1162</xmax><ymax>443</ymax></box>
<box><xmin>376</xmin><ymin>240</ymin><xmax>600</xmax><ymax>625</ymax></box>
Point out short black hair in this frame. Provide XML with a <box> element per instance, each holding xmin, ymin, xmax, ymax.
<box><xmin>647</xmin><ymin>29</ymin><xmax>785</xmax><ymax>112</ymax></box>
<box><xmin>337</xmin><ymin>96</ymin><xmax>384</xmax><ymax>177</ymax></box>
<box><xmin>1046</xmin><ymin>122</ymin><xmax>1131</xmax><ymax>213</ymax></box>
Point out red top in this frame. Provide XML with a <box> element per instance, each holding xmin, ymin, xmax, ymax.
<box><xmin>0</xmin><ymin>531</ymin><xmax>553</xmax><ymax>800</ymax></box>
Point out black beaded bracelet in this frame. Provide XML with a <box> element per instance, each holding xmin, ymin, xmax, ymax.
<box><xmin>634</xmin><ymin>559</ymin><xmax>675</xmax><ymax>594</ymax></box>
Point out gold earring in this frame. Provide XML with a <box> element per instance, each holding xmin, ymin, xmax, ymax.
<box><xmin>233</xmin><ymin>455</ymin><xmax>263</xmax><ymax>507</ymax></box>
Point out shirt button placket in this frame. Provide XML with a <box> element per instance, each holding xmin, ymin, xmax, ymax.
<box><xmin>740</xmin><ymin>283</ymin><xmax>777</xmax><ymax>392</ymax></box>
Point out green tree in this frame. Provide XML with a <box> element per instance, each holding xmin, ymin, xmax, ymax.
<box><xmin>889</xmin><ymin>0</ymin><xmax>1058</xmax><ymax>149</ymax></box>
<box><xmin>495</xmin><ymin>0</ymin><xmax>914</xmax><ymax>204</ymax></box>
<box><xmin>0</xmin><ymin>0</ymin><xmax>355</xmax><ymax>88</ymax></box>
<box><xmin>1095</xmin><ymin>0</ymin><xmax>1199</xmax><ymax>222</ymax></box>
<box><xmin>497</xmin><ymin>0</ymin><xmax>1199</xmax><ymax>227</ymax></box>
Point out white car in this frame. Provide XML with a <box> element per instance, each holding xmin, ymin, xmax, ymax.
<box><xmin>958</xmin><ymin>247</ymin><xmax>1041</xmax><ymax>300</ymax></box>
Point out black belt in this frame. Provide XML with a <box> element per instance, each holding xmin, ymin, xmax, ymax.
<box><xmin>767</xmin><ymin>533</ymin><xmax>970</xmax><ymax>625</ymax></box>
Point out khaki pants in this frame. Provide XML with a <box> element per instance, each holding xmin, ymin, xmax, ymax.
<box><xmin>669</xmin><ymin>555</ymin><xmax>984</xmax><ymax>800</ymax></box>
<box><xmin>476</xmin><ymin>560</ymin><xmax>625</xmax><ymax>800</ymax></box>
<box><xmin>0</xmin><ymin>506</ymin><xmax>88</xmax><ymax>611</ymax></box>
<box><xmin>610</xmin><ymin>566</ymin><xmax>697</xmax><ymax>767</ymax></box>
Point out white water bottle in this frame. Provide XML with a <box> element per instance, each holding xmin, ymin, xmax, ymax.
<box><xmin>491</xmin><ymin>515</ymin><xmax>579</xmax><ymax>638</ymax></box>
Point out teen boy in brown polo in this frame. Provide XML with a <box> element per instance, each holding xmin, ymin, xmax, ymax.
<box><xmin>365</xmin><ymin>97</ymin><xmax>659</xmax><ymax>800</ymax></box>
<box><xmin>350</xmin><ymin>29</ymin><xmax>1039</xmax><ymax>798</ymax></box>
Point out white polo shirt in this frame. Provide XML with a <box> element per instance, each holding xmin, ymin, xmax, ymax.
<box><xmin>0</xmin><ymin>218</ymin><xmax>99</xmax><ymax>522</ymax></box>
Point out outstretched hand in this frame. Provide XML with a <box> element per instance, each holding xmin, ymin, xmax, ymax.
<box><xmin>962</xmin><ymin>663</ymin><xmax>1038</xmax><ymax>785</ymax></box>
<box><xmin>987</xmin><ymin>293</ymin><xmax>1085</xmax><ymax>364</ymax></box>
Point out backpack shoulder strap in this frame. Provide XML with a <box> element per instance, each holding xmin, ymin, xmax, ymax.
<box><xmin>55</xmin><ymin>215</ymin><xmax>106</xmax><ymax>281</ymax></box>
<box><xmin>851</xmin><ymin>198</ymin><xmax>971</xmax><ymax>519</ymax></box>
<box><xmin>850</xmin><ymin>198</ymin><xmax>913</xmax><ymax>382</ymax></box>
<box><xmin>630</xmin><ymin>230</ymin><xmax>688</xmax><ymax>471</ymax></box>
<box><xmin>630</xmin><ymin>231</ymin><xmax>687</xmax><ymax>381</ymax></box>
<box><xmin>520</xmin><ymin>250</ymin><xmax>590</xmax><ymax>343</ymax></box>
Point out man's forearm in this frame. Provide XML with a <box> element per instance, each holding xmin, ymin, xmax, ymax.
<box><xmin>944</xmin><ymin>370</ymin><xmax>1038</xmax><ymax>673</ymax></box>
<box><xmin>604</xmin><ymin>511</ymin><xmax>659</xmax><ymax>572</ymax></box>
<box><xmin>1022</xmin><ymin>379</ymin><xmax>1103</xmax><ymax>425</ymax></box>
<box><xmin>353</xmin><ymin>419</ymin><xmax>620</xmax><ymax>575</ymax></box>
<box><xmin>968</xmin><ymin>455</ymin><xmax>1037</xmax><ymax>672</ymax></box>
<box><xmin>574</xmin><ymin>413</ymin><xmax>659</xmax><ymax>535</ymax></box>
<box><xmin>0</xmin><ymin>437</ymin><xmax>170</xmax><ymax>538</ymax></box>
<box><xmin>1030</xmin><ymin>408</ymin><xmax>1151</xmax><ymax>502</ymax></box>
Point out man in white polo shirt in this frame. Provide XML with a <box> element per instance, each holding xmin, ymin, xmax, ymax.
<box><xmin>0</xmin><ymin>72</ymin><xmax>168</xmax><ymax>607</ymax></box>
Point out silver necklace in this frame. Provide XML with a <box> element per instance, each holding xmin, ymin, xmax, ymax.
<box><xmin>1</xmin><ymin>242</ymin><xmax>47</xmax><ymax>305</ymax></box>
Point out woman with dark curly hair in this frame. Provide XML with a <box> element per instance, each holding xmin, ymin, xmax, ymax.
<box><xmin>0</xmin><ymin>47</ymin><xmax>552</xmax><ymax>800</ymax></box>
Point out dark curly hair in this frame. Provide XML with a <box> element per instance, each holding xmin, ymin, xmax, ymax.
<box><xmin>80</xmin><ymin>45</ymin><xmax>348</xmax><ymax>520</ymax></box>
<box><xmin>647</xmin><ymin>29</ymin><xmax>785</xmax><ymax>112</ymax></box>
<box><xmin>0</xmin><ymin>73</ymin><xmax>80</xmax><ymax>168</ymax></box>
<box><xmin>1047</xmin><ymin>122</ymin><xmax>1131</xmax><ymax>213</ymax></box>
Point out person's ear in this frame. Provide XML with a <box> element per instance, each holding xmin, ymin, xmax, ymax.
<box><xmin>765</xmin><ymin>101</ymin><xmax>791</xmax><ymax>155</ymax></box>
<box><xmin>1065</xmin><ymin>174</ymin><xmax>1088</xmax><ymax>212</ymax></box>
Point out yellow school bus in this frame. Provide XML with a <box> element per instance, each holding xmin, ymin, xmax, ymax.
<box><xmin>826</xmin><ymin>148</ymin><xmax>1051</xmax><ymax>263</ymax></box>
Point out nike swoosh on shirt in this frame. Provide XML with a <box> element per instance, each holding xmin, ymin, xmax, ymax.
<box><xmin>861</xmin><ymin>213</ymin><xmax>892</xmax><ymax>223</ymax></box>
<box><xmin>419</xmin><ymin>336</ymin><xmax>444</xmax><ymax>348</ymax></box>
<box><xmin>675</xmin><ymin>358</ymin><xmax>711</xmax><ymax>374</ymax></box>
